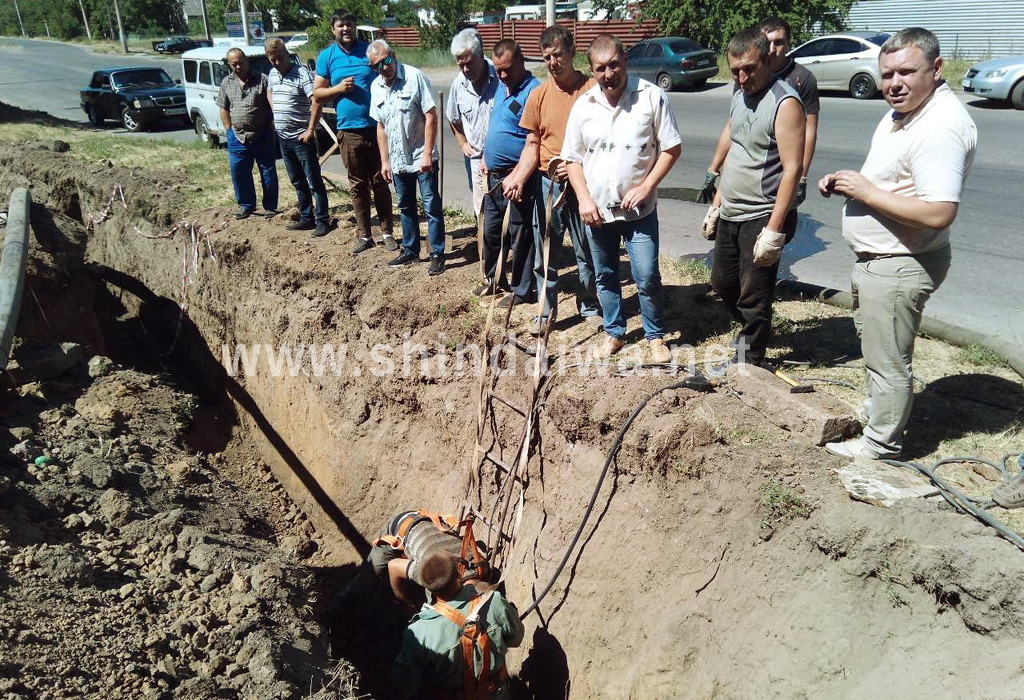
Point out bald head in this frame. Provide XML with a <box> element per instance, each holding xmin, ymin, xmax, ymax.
<box><xmin>225</xmin><ymin>48</ymin><xmax>249</xmax><ymax>79</ymax></box>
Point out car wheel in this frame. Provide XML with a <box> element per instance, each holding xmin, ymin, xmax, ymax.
<box><xmin>656</xmin><ymin>72</ymin><xmax>673</xmax><ymax>92</ymax></box>
<box><xmin>85</xmin><ymin>104</ymin><xmax>104</xmax><ymax>128</ymax></box>
<box><xmin>194</xmin><ymin>114</ymin><xmax>218</xmax><ymax>147</ymax></box>
<box><xmin>1011</xmin><ymin>79</ymin><xmax>1024</xmax><ymax>110</ymax></box>
<box><xmin>849</xmin><ymin>73</ymin><xmax>877</xmax><ymax>100</ymax></box>
<box><xmin>121</xmin><ymin>107</ymin><xmax>143</xmax><ymax>132</ymax></box>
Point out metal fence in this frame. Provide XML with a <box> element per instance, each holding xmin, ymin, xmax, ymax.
<box><xmin>843</xmin><ymin>0</ymin><xmax>1024</xmax><ymax>59</ymax></box>
<box><xmin>383</xmin><ymin>19</ymin><xmax>664</xmax><ymax>58</ymax></box>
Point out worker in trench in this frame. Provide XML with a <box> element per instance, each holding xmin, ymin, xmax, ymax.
<box><xmin>328</xmin><ymin>510</ymin><xmax>523</xmax><ymax>698</ymax></box>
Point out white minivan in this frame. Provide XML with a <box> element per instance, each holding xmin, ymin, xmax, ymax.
<box><xmin>180</xmin><ymin>44</ymin><xmax>290</xmax><ymax>147</ymax></box>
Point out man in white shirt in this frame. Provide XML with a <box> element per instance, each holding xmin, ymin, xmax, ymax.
<box><xmin>818</xmin><ymin>27</ymin><xmax>977</xmax><ymax>460</ymax></box>
<box><xmin>561</xmin><ymin>34</ymin><xmax>682</xmax><ymax>361</ymax></box>
<box><xmin>446</xmin><ymin>29</ymin><xmax>499</xmax><ymax>219</ymax></box>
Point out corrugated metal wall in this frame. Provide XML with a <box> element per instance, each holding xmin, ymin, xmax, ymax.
<box><xmin>844</xmin><ymin>0</ymin><xmax>1024</xmax><ymax>58</ymax></box>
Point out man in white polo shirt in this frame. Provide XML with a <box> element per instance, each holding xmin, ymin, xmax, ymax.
<box><xmin>819</xmin><ymin>27</ymin><xmax>977</xmax><ymax>460</ymax></box>
<box><xmin>562</xmin><ymin>34</ymin><xmax>682</xmax><ymax>362</ymax></box>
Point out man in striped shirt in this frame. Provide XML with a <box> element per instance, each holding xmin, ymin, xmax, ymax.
<box><xmin>266</xmin><ymin>38</ymin><xmax>331</xmax><ymax>238</ymax></box>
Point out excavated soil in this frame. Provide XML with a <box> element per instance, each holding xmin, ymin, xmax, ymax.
<box><xmin>3</xmin><ymin>138</ymin><xmax>1024</xmax><ymax>699</ymax></box>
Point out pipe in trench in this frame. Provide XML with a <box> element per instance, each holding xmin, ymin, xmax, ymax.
<box><xmin>0</xmin><ymin>188</ymin><xmax>30</xmax><ymax>371</ymax></box>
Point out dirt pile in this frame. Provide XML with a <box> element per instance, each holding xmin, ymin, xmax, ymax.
<box><xmin>0</xmin><ymin>358</ymin><xmax>347</xmax><ymax>699</ymax></box>
<box><xmin>3</xmin><ymin>138</ymin><xmax>1024</xmax><ymax>699</ymax></box>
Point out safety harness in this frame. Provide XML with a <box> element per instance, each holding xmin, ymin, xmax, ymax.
<box><xmin>373</xmin><ymin>510</ymin><xmax>490</xmax><ymax>583</ymax></box>
<box><xmin>429</xmin><ymin>591</ymin><xmax>508</xmax><ymax>700</ymax></box>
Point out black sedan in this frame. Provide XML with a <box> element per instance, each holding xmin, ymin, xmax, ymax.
<box><xmin>156</xmin><ymin>36</ymin><xmax>203</xmax><ymax>54</ymax></box>
<box><xmin>80</xmin><ymin>67</ymin><xmax>188</xmax><ymax>132</ymax></box>
<box><xmin>625</xmin><ymin>37</ymin><xmax>718</xmax><ymax>91</ymax></box>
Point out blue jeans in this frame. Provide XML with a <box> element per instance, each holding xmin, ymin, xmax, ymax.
<box><xmin>279</xmin><ymin>135</ymin><xmax>329</xmax><ymax>225</ymax></box>
<box><xmin>227</xmin><ymin>128</ymin><xmax>278</xmax><ymax>213</ymax></box>
<box><xmin>536</xmin><ymin>176</ymin><xmax>601</xmax><ymax>321</ymax></box>
<box><xmin>392</xmin><ymin>167</ymin><xmax>446</xmax><ymax>257</ymax></box>
<box><xmin>589</xmin><ymin>211</ymin><xmax>664</xmax><ymax>340</ymax></box>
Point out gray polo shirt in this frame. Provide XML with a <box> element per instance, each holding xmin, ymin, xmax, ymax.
<box><xmin>269</xmin><ymin>62</ymin><xmax>315</xmax><ymax>140</ymax></box>
<box><xmin>719</xmin><ymin>77</ymin><xmax>802</xmax><ymax>222</ymax></box>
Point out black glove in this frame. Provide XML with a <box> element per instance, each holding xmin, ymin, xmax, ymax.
<box><xmin>796</xmin><ymin>178</ymin><xmax>807</xmax><ymax>207</ymax></box>
<box><xmin>696</xmin><ymin>170</ymin><xmax>718</xmax><ymax>203</ymax></box>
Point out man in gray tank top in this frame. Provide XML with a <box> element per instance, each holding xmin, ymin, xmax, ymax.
<box><xmin>702</xmin><ymin>28</ymin><xmax>805</xmax><ymax>367</ymax></box>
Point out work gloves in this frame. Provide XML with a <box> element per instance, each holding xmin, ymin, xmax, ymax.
<box><xmin>696</xmin><ymin>170</ymin><xmax>719</xmax><ymax>203</ymax></box>
<box><xmin>796</xmin><ymin>176</ymin><xmax>808</xmax><ymax>207</ymax></box>
<box><xmin>701</xmin><ymin>205</ymin><xmax>720</xmax><ymax>241</ymax></box>
<box><xmin>753</xmin><ymin>228</ymin><xmax>786</xmax><ymax>267</ymax></box>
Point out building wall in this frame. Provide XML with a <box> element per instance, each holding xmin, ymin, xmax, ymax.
<box><xmin>844</xmin><ymin>0</ymin><xmax>1024</xmax><ymax>58</ymax></box>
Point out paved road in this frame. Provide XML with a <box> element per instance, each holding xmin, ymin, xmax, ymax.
<box><xmin>3</xmin><ymin>37</ymin><xmax>1022</xmax><ymax>343</ymax></box>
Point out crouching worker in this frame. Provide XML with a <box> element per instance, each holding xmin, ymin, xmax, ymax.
<box><xmin>392</xmin><ymin>551</ymin><xmax>525</xmax><ymax>700</ymax></box>
<box><xmin>329</xmin><ymin>510</ymin><xmax>492</xmax><ymax>615</ymax></box>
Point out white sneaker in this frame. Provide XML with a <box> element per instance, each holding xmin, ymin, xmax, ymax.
<box><xmin>824</xmin><ymin>437</ymin><xmax>894</xmax><ymax>461</ymax></box>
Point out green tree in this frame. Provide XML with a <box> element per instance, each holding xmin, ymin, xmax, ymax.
<box><xmin>639</xmin><ymin>0</ymin><xmax>855</xmax><ymax>51</ymax></box>
<box><xmin>418</xmin><ymin>0</ymin><xmax>468</xmax><ymax>50</ymax></box>
<box><xmin>305</xmin><ymin>0</ymin><xmax>384</xmax><ymax>51</ymax></box>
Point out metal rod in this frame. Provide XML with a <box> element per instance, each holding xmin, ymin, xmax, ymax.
<box><xmin>13</xmin><ymin>0</ymin><xmax>26</xmax><ymax>37</ymax></box>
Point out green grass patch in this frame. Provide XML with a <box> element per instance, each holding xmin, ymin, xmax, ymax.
<box><xmin>758</xmin><ymin>475</ymin><xmax>812</xmax><ymax>527</ymax></box>
<box><xmin>958</xmin><ymin>343</ymin><xmax>1007</xmax><ymax>368</ymax></box>
<box><xmin>673</xmin><ymin>257</ymin><xmax>712</xmax><ymax>285</ymax></box>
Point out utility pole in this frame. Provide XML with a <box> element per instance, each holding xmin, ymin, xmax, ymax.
<box><xmin>78</xmin><ymin>0</ymin><xmax>92</xmax><ymax>40</ymax></box>
<box><xmin>199</xmin><ymin>0</ymin><xmax>211</xmax><ymax>42</ymax></box>
<box><xmin>545</xmin><ymin>0</ymin><xmax>554</xmax><ymax>26</ymax></box>
<box><xmin>13</xmin><ymin>0</ymin><xmax>26</xmax><ymax>37</ymax></box>
<box><xmin>112</xmin><ymin>0</ymin><xmax>127</xmax><ymax>53</ymax></box>
<box><xmin>43</xmin><ymin>18</ymin><xmax>50</xmax><ymax>37</ymax></box>
<box><xmin>239</xmin><ymin>0</ymin><xmax>251</xmax><ymax>45</ymax></box>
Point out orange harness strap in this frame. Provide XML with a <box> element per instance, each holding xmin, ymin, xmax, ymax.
<box><xmin>430</xmin><ymin>595</ymin><xmax>497</xmax><ymax>700</ymax></box>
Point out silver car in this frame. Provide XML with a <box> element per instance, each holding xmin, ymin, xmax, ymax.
<box><xmin>962</xmin><ymin>56</ymin><xmax>1024</xmax><ymax>109</ymax></box>
<box><xmin>788</xmin><ymin>31</ymin><xmax>891</xmax><ymax>99</ymax></box>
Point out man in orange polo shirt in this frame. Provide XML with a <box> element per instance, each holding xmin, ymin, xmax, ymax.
<box><xmin>504</xmin><ymin>25</ymin><xmax>601</xmax><ymax>331</ymax></box>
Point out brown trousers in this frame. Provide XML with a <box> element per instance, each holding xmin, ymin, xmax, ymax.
<box><xmin>338</xmin><ymin>127</ymin><xmax>393</xmax><ymax>240</ymax></box>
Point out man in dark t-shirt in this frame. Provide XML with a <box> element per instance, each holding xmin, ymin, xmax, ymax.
<box><xmin>697</xmin><ymin>16</ymin><xmax>820</xmax><ymax>207</ymax></box>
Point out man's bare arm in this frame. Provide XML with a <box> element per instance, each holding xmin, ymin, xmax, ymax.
<box><xmin>312</xmin><ymin>74</ymin><xmax>354</xmax><ymax>103</ymax></box>
<box><xmin>220</xmin><ymin>107</ymin><xmax>232</xmax><ymax>132</ymax></box>
<box><xmin>766</xmin><ymin>99</ymin><xmax>805</xmax><ymax>232</ymax></box>
<box><xmin>822</xmin><ymin>170</ymin><xmax>959</xmax><ymax>230</ymax></box>
<box><xmin>803</xmin><ymin>113</ymin><xmax>818</xmax><ymax>176</ymax></box>
<box><xmin>504</xmin><ymin>131</ymin><xmax>540</xmax><ymax>202</ymax></box>
<box><xmin>567</xmin><ymin>161</ymin><xmax>602</xmax><ymax>226</ymax></box>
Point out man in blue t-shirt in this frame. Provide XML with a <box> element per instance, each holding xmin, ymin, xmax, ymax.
<box><xmin>478</xmin><ymin>39</ymin><xmax>540</xmax><ymax>308</ymax></box>
<box><xmin>313</xmin><ymin>10</ymin><xmax>396</xmax><ymax>254</ymax></box>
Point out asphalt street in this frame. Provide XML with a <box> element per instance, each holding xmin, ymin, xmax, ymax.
<box><xmin>2</xmin><ymin>37</ymin><xmax>1022</xmax><ymax>343</ymax></box>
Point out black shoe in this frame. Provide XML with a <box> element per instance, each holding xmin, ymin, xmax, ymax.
<box><xmin>352</xmin><ymin>237</ymin><xmax>375</xmax><ymax>255</ymax></box>
<box><xmin>287</xmin><ymin>220</ymin><xmax>316</xmax><ymax>231</ymax></box>
<box><xmin>497</xmin><ymin>294</ymin><xmax>526</xmax><ymax>309</ymax></box>
<box><xmin>235</xmin><ymin>209</ymin><xmax>254</xmax><ymax>220</ymax></box>
<box><xmin>382</xmin><ymin>235</ymin><xmax>399</xmax><ymax>252</ymax></box>
<box><xmin>263</xmin><ymin>209</ymin><xmax>281</xmax><ymax>219</ymax></box>
<box><xmin>310</xmin><ymin>223</ymin><xmax>330</xmax><ymax>238</ymax></box>
<box><xmin>428</xmin><ymin>254</ymin><xmax>445</xmax><ymax>276</ymax></box>
<box><xmin>389</xmin><ymin>251</ymin><xmax>419</xmax><ymax>268</ymax></box>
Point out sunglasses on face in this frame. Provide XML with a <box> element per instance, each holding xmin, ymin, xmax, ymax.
<box><xmin>371</xmin><ymin>54</ymin><xmax>394</xmax><ymax>72</ymax></box>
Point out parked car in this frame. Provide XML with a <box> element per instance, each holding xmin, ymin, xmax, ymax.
<box><xmin>79</xmin><ymin>67</ymin><xmax>188</xmax><ymax>132</ymax></box>
<box><xmin>625</xmin><ymin>37</ymin><xmax>718</xmax><ymax>91</ymax></box>
<box><xmin>181</xmin><ymin>45</ymin><xmax>295</xmax><ymax>146</ymax></box>
<box><xmin>788</xmin><ymin>31</ymin><xmax>890</xmax><ymax>99</ymax></box>
<box><xmin>156</xmin><ymin>35</ymin><xmax>203</xmax><ymax>54</ymax></box>
<box><xmin>285</xmin><ymin>32</ymin><xmax>308</xmax><ymax>50</ymax></box>
<box><xmin>962</xmin><ymin>55</ymin><xmax>1024</xmax><ymax>109</ymax></box>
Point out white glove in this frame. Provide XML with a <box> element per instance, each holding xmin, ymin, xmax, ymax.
<box><xmin>752</xmin><ymin>227</ymin><xmax>786</xmax><ymax>267</ymax></box>
<box><xmin>701</xmin><ymin>205</ymin><xmax>720</xmax><ymax>241</ymax></box>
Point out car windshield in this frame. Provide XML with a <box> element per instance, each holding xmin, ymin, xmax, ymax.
<box><xmin>669</xmin><ymin>39</ymin><xmax>700</xmax><ymax>54</ymax></box>
<box><xmin>112</xmin><ymin>69</ymin><xmax>174</xmax><ymax>88</ymax></box>
<box><xmin>865</xmin><ymin>33</ymin><xmax>890</xmax><ymax>46</ymax></box>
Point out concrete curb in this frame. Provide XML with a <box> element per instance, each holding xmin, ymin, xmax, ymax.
<box><xmin>776</xmin><ymin>278</ymin><xmax>1024</xmax><ymax>381</ymax></box>
<box><xmin>0</xmin><ymin>188</ymin><xmax>30</xmax><ymax>370</ymax></box>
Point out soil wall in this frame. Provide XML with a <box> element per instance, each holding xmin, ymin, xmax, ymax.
<box><xmin>4</xmin><ymin>143</ymin><xmax>1024</xmax><ymax>698</ymax></box>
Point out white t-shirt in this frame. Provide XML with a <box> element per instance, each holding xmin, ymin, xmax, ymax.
<box><xmin>561</xmin><ymin>75</ymin><xmax>681</xmax><ymax>223</ymax></box>
<box><xmin>842</xmin><ymin>83</ymin><xmax>977</xmax><ymax>255</ymax></box>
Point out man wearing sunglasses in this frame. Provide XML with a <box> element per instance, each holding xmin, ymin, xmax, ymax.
<box><xmin>367</xmin><ymin>40</ymin><xmax>446</xmax><ymax>274</ymax></box>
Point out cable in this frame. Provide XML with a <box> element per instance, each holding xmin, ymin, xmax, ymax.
<box><xmin>882</xmin><ymin>457</ymin><xmax>1024</xmax><ymax>552</ymax></box>
<box><xmin>799</xmin><ymin>376</ymin><xmax>866</xmax><ymax>393</ymax></box>
<box><xmin>518</xmin><ymin>377</ymin><xmax>707</xmax><ymax>620</ymax></box>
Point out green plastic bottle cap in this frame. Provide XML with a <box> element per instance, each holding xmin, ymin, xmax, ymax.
<box><xmin>34</xmin><ymin>456</ymin><xmax>53</xmax><ymax>466</ymax></box>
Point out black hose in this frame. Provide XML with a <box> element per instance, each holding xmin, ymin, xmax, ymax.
<box><xmin>882</xmin><ymin>457</ymin><xmax>1024</xmax><ymax>552</ymax></box>
<box><xmin>518</xmin><ymin>378</ymin><xmax>703</xmax><ymax>620</ymax></box>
